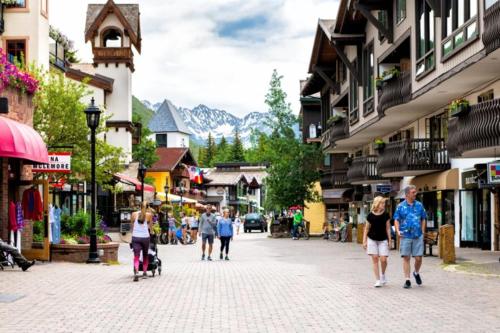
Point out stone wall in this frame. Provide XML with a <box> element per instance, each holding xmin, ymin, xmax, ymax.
<box><xmin>51</xmin><ymin>243</ymin><xmax>120</xmax><ymax>263</ymax></box>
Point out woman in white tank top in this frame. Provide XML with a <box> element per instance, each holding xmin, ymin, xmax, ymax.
<box><xmin>131</xmin><ymin>202</ymin><xmax>152</xmax><ymax>282</ymax></box>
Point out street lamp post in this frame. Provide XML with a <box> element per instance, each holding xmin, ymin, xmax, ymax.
<box><xmin>178</xmin><ymin>185</ymin><xmax>185</xmax><ymax>208</ymax></box>
<box><xmin>138</xmin><ymin>160</ymin><xmax>146</xmax><ymax>203</ymax></box>
<box><xmin>85</xmin><ymin>97</ymin><xmax>101</xmax><ymax>264</ymax></box>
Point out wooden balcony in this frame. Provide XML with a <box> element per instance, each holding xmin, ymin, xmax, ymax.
<box><xmin>447</xmin><ymin>98</ymin><xmax>500</xmax><ymax>158</ymax></box>
<box><xmin>321</xmin><ymin>118</ymin><xmax>349</xmax><ymax>151</ymax></box>
<box><xmin>320</xmin><ymin>170</ymin><xmax>350</xmax><ymax>189</ymax></box>
<box><xmin>377</xmin><ymin>139</ymin><xmax>450</xmax><ymax>178</ymax></box>
<box><xmin>92</xmin><ymin>47</ymin><xmax>134</xmax><ymax>70</ymax></box>
<box><xmin>483</xmin><ymin>1</ymin><xmax>500</xmax><ymax>54</ymax></box>
<box><xmin>377</xmin><ymin>71</ymin><xmax>412</xmax><ymax>116</ymax></box>
<box><xmin>347</xmin><ymin>155</ymin><xmax>385</xmax><ymax>185</ymax></box>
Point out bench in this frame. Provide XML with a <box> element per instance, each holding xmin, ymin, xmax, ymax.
<box><xmin>424</xmin><ymin>230</ymin><xmax>439</xmax><ymax>257</ymax></box>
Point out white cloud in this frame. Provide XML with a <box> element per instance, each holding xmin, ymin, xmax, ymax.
<box><xmin>50</xmin><ymin>0</ymin><xmax>339</xmax><ymax>116</ymax></box>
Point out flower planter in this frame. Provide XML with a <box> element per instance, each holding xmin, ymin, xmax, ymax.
<box><xmin>51</xmin><ymin>242</ymin><xmax>119</xmax><ymax>263</ymax></box>
<box><xmin>376</xmin><ymin>80</ymin><xmax>383</xmax><ymax>90</ymax></box>
<box><xmin>374</xmin><ymin>142</ymin><xmax>385</xmax><ymax>151</ymax></box>
<box><xmin>450</xmin><ymin>104</ymin><xmax>470</xmax><ymax>117</ymax></box>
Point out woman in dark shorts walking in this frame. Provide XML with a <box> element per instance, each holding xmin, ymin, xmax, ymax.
<box><xmin>131</xmin><ymin>202</ymin><xmax>152</xmax><ymax>282</ymax></box>
<box><xmin>363</xmin><ymin>196</ymin><xmax>392</xmax><ymax>288</ymax></box>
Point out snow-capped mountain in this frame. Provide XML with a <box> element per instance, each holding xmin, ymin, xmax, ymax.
<box><xmin>144</xmin><ymin>100</ymin><xmax>271</xmax><ymax>146</ymax></box>
<box><xmin>141</xmin><ymin>100</ymin><xmax>163</xmax><ymax>112</ymax></box>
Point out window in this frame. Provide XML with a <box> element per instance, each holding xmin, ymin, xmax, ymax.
<box><xmin>485</xmin><ymin>0</ymin><xmax>499</xmax><ymax>9</ymax></box>
<box><xmin>426</xmin><ymin>113</ymin><xmax>448</xmax><ymax>140</ymax></box>
<box><xmin>156</xmin><ymin>134</ymin><xmax>167</xmax><ymax>147</ymax></box>
<box><xmin>397</xmin><ymin>0</ymin><xmax>406</xmax><ymax>23</ymax></box>
<box><xmin>442</xmin><ymin>0</ymin><xmax>478</xmax><ymax>59</ymax></box>
<box><xmin>389</xmin><ymin>129</ymin><xmax>412</xmax><ymax>142</ymax></box>
<box><xmin>6</xmin><ymin>40</ymin><xmax>26</xmax><ymax>65</ymax></box>
<box><xmin>349</xmin><ymin>59</ymin><xmax>359</xmax><ymax>125</ymax></box>
<box><xmin>416</xmin><ymin>0</ymin><xmax>435</xmax><ymax>78</ymax></box>
<box><xmin>309</xmin><ymin>123</ymin><xmax>317</xmax><ymax>139</ymax></box>
<box><xmin>324</xmin><ymin>154</ymin><xmax>331</xmax><ymax>167</ymax></box>
<box><xmin>102</xmin><ymin>28</ymin><xmax>123</xmax><ymax>47</ymax></box>
<box><xmin>478</xmin><ymin>89</ymin><xmax>494</xmax><ymax>103</ymax></box>
<box><xmin>6</xmin><ymin>0</ymin><xmax>26</xmax><ymax>8</ymax></box>
<box><xmin>363</xmin><ymin>43</ymin><xmax>374</xmax><ymax>115</ymax></box>
<box><xmin>378</xmin><ymin>10</ymin><xmax>388</xmax><ymax>41</ymax></box>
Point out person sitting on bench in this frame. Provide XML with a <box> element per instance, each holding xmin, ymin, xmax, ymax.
<box><xmin>0</xmin><ymin>238</ymin><xmax>35</xmax><ymax>271</ymax></box>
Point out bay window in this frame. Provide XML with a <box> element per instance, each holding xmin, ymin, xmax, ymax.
<box><xmin>442</xmin><ymin>0</ymin><xmax>478</xmax><ymax>59</ymax></box>
<box><xmin>416</xmin><ymin>0</ymin><xmax>435</xmax><ymax>78</ymax></box>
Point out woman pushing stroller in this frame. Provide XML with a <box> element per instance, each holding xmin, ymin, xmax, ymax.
<box><xmin>131</xmin><ymin>202</ymin><xmax>153</xmax><ymax>282</ymax></box>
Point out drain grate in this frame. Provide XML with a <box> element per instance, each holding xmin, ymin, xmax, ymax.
<box><xmin>0</xmin><ymin>293</ymin><xmax>25</xmax><ymax>303</ymax></box>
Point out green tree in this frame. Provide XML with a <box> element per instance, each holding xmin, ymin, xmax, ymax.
<box><xmin>214</xmin><ymin>135</ymin><xmax>231</xmax><ymax>163</ymax></box>
<box><xmin>33</xmin><ymin>70</ymin><xmax>124</xmax><ymax>185</ymax></box>
<box><xmin>132</xmin><ymin>113</ymin><xmax>158</xmax><ymax>168</ymax></box>
<box><xmin>259</xmin><ymin>70</ymin><xmax>322</xmax><ymax>210</ymax></box>
<box><xmin>230</xmin><ymin>128</ymin><xmax>246</xmax><ymax>162</ymax></box>
<box><xmin>204</xmin><ymin>132</ymin><xmax>217</xmax><ymax>167</ymax></box>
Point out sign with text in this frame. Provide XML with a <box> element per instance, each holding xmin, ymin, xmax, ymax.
<box><xmin>487</xmin><ymin>161</ymin><xmax>500</xmax><ymax>184</ymax></box>
<box><xmin>33</xmin><ymin>152</ymin><xmax>72</xmax><ymax>173</ymax></box>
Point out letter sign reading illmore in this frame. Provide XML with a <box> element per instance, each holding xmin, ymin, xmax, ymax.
<box><xmin>32</xmin><ymin>152</ymin><xmax>72</xmax><ymax>173</ymax></box>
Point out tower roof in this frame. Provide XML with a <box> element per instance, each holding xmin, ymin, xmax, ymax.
<box><xmin>148</xmin><ymin>100</ymin><xmax>192</xmax><ymax>135</ymax></box>
<box><xmin>85</xmin><ymin>0</ymin><xmax>141</xmax><ymax>53</ymax></box>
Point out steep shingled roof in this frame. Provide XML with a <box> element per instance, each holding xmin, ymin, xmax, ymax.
<box><xmin>148</xmin><ymin>100</ymin><xmax>192</xmax><ymax>135</ymax></box>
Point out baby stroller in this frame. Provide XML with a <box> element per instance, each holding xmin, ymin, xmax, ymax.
<box><xmin>138</xmin><ymin>233</ymin><xmax>162</xmax><ymax>277</ymax></box>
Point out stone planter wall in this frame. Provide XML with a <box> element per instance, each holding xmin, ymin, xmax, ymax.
<box><xmin>51</xmin><ymin>242</ymin><xmax>120</xmax><ymax>263</ymax></box>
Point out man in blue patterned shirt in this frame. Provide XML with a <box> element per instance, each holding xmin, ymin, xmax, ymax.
<box><xmin>394</xmin><ymin>185</ymin><xmax>427</xmax><ymax>289</ymax></box>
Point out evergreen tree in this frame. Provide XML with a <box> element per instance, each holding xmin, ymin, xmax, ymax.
<box><xmin>204</xmin><ymin>132</ymin><xmax>217</xmax><ymax>167</ymax></box>
<box><xmin>197</xmin><ymin>146</ymin><xmax>207</xmax><ymax>167</ymax></box>
<box><xmin>230</xmin><ymin>128</ymin><xmax>246</xmax><ymax>162</ymax></box>
<box><xmin>264</xmin><ymin>69</ymin><xmax>297</xmax><ymax>138</ymax></box>
<box><xmin>215</xmin><ymin>135</ymin><xmax>231</xmax><ymax>163</ymax></box>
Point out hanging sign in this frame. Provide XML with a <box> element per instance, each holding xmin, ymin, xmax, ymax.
<box><xmin>487</xmin><ymin>161</ymin><xmax>500</xmax><ymax>184</ymax></box>
<box><xmin>33</xmin><ymin>152</ymin><xmax>72</xmax><ymax>173</ymax></box>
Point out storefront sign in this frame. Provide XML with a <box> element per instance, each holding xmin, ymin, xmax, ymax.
<box><xmin>462</xmin><ymin>169</ymin><xmax>478</xmax><ymax>189</ymax></box>
<box><xmin>376</xmin><ymin>184</ymin><xmax>392</xmax><ymax>194</ymax></box>
<box><xmin>32</xmin><ymin>152</ymin><xmax>71</xmax><ymax>173</ymax></box>
<box><xmin>487</xmin><ymin>162</ymin><xmax>500</xmax><ymax>185</ymax></box>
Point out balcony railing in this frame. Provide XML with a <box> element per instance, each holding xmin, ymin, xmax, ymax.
<box><xmin>377</xmin><ymin>71</ymin><xmax>412</xmax><ymax>116</ymax></box>
<box><xmin>347</xmin><ymin>155</ymin><xmax>384</xmax><ymax>184</ymax></box>
<box><xmin>320</xmin><ymin>170</ymin><xmax>350</xmax><ymax>189</ymax></box>
<box><xmin>483</xmin><ymin>0</ymin><xmax>500</xmax><ymax>54</ymax></box>
<box><xmin>93</xmin><ymin>47</ymin><xmax>133</xmax><ymax>62</ymax></box>
<box><xmin>447</xmin><ymin>98</ymin><xmax>500</xmax><ymax>157</ymax></box>
<box><xmin>322</xmin><ymin>118</ymin><xmax>349</xmax><ymax>151</ymax></box>
<box><xmin>377</xmin><ymin>139</ymin><xmax>450</xmax><ymax>177</ymax></box>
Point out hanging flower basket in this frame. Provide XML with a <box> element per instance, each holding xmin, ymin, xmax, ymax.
<box><xmin>374</xmin><ymin>139</ymin><xmax>386</xmax><ymax>151</ymax></box>
<box><xmin>449</xmin><ymin>98</ymin><xmax>470</xmax><ymax>117</ymax></box>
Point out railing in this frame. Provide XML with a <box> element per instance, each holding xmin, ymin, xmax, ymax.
<box><xmin>446</xmin><ymin>98</ymin><xmax>500</xmax><ymax>157</ymax></box>
<box><xmin>347</xmin><ymin>155</ymin><xmax>383</xmax><ymax>184</ymax></box>
<box><xmin>483</xmin><ymin>0</ymin><xmax>500</xmax><ymax>54</ymax></box>
<box><xmin>377</xmin><ymin>71</ymin><xmax>412</xmax><ymax>116</ymax></box>
<box><xmin>93</xmin><ymin>47</ymin><xmax>133</xmax><ymax>62</ymax></box>
<box><xmin>321</xmin><ymin>126</ymin><xmax>333</xmax><ymax>151</ymax></box>
<box><xmin>322</xmin><ymin>118</ymin><xmax>349</xmax><ymax>151</ymax></box>
<box><xmin>377</xmin><ymin>139</ymin><xmax>450</xmax><ymax>176</ymax></box>
<box><xmin>321</xmin><ymin>170</ymin><xmax>350</xmax><ymax>189</ymax></box>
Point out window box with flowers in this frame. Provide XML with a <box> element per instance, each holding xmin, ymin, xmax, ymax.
<box><xmin>0</xmin><ymin>48</ymin><xmax>39</xmax><ymax>95</ymax></box>
<box><xmin>326</xmin><ymin>114</ymin><xmax>345</xmax><ymax>127</ymax></box>
<box><xmin>373</xmin><ymin>138</ymin><xmax>386</xmax><ymax>151</ymax></box>
<box><xmin>449</xmin><ymin>98</ymin><xmax>470</xmax><ymax>118</ymax></box>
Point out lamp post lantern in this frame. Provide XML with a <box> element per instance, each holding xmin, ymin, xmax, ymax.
<box><xmin>178</xmin><ymin>184</ymin><xmax>185</xmax><ymax>208</ymax></box>
<box><xmin>85</xmin><ymin>97</ymin><xmax>101</xmax><ymax>264</ymax></box>
<box><xmin>138</xmin><ymin>159</ymin><xmax>147</xmax><ymax>203</ymax></box>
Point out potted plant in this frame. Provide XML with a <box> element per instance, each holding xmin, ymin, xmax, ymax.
<box><xmin>375</xmin><ymin>76</ymin><xmax>384</xmax><ymax>90</ymax></box>
<box><xmin>343</xmin><ymin>156</ymin><xmax>353</xmax><ymax>166</ymax></box>
<box><xmin>449</xmin><ymin>98</ymin><xmax>470</xmax><ymax>117</ymax></box>
<box><xmin>374</xmin><ymin>138</ymin><xmax>386</xmax><ymax>151</ymax></box>
<box><xmin>326</xmin><ymin>114</ymin><xmax>343</xmax><ymax>127</ymax></box>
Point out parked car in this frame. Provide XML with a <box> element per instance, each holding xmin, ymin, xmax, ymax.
<box><xmin>244</xmin><ymin>213</ymin><xmax>268</xmax><ymax>233</ymax></box>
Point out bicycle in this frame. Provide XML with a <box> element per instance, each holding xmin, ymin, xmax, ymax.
<box><xmin>296</xmin><ymin>222</ymin><xmax>309</xmax><ymax>240</ymax></box>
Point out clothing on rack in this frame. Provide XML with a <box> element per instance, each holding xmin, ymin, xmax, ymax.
<box><xmin>8</xmin><ymin>201</ymin><xmax>17</xmax><ymax>231</ymax></box>
<box><xmin>16</xmin><ymin>202</ymin><xmax>24</xmax><ymax>231</ymax></box>
<box><xmin>51</xmin><ymin>206</ymin><xmax>61</xmax><ymax>244</ymax></box>
<box><xmin>22</xmin><ymin>187</ymin><xmax>43</xmax><ymax>221</ymax></box>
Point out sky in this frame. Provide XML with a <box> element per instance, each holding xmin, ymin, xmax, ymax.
<box><xmin>50</xmin><ymin>0</ymin><xmax>339</xmax><ymax>117</ymax></box>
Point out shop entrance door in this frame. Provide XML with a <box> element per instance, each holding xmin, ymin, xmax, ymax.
<box><xmin>478</xmin><ymin>190</ymin><xmax>491</xmax><ymax>250</ymax></box>
<box><xmin>22</xmin><ymin>180</ymin><xmax>50</xmax><ymax>261</ymax></box>
<box><xmin>460</xmin><ymin>190</ymin><xmax>491</xmax><ymax>249</ymax></box>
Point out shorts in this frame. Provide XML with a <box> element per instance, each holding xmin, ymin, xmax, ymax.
<box><xmin>168</xmin><ymin>226</ymin><xmax>176</xmax><ymax>232</ymax></box>
<box><xmin>191</xmin><ymin>227</ymin><xmax>199</xmax><ymax>231</ymax></box>
<box><xmin>202</xmin><ymin>233</ymin><xmax>214</xmax><ymax>245</ymax></box>
<box><xmin>400</xmin><ymin>235</ymin><xmax>424</xmax><ymax>257</ymax></box>
<box><xmin>366</xmin><ymin>238</ymin><xmax>389</xmax><ymax>256</ymax></box>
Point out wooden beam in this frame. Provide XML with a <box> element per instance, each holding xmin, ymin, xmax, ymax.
<box><xmin>331</xmin><ymin>33</ymin><xmax>366</xmax><ymax>43</ymax></box>
<box><xmin>329</xmin><ymin>40</ymin><xmax>362</xmax><ymax>83</ymax></box>
<box><xmin>354</xmin><ymin>2</ymin><xmax>393</xmax><ymax>43</ymax></box>
<box><xmin>314</xmin><ymin>66</ymin><xmax>336</xmax><ymax>90</ymax></box>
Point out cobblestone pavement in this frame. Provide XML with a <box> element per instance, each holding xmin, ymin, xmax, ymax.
<box><xmin>1</xmin><ymin>233</ymin><xmax>500</xmax><ymax>333</ymax></box>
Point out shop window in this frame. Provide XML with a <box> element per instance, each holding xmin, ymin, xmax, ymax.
<box><xmin>156</xmin><ymin>134</ymin><xmax>167</xmax><ymax>147</ymax></box>
<box><xmin>349</xmin><ymin>59</ymin><xmax>359</xmax><ymax>125</ymax></box>
<box><xmin>442</xmin><ymin>0</ymin><xmax>478</xmax><ymax>60</ymax></box>
<box><xmin>6</xmin><ymin>39</ymin><xmax>26</xmax><ymax>65</ymax></box>
<box><xmin>478</xmin><ymin>89</ymin><xmax>494</xmax><ymax>103</ymax></box>
<box><xmin>324</xmin><ymin>154</ymin><xmax>331</xmax><ymax>167</ymax></box>
<box><xmin>397</xmin><ymin>0</ymin><xmax>406</xmax><ymax>24</ymax></box>
<box><xmin>415</xmin><ymin>0</ymin><xmax>435</xmax><ymax>79</ymax></box>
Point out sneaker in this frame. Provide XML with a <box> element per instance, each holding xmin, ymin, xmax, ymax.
<box><xmin>380</xmin><ymin>275</ymin><xmax>387</xmax><ymax>285</ymax></box>
<box><xmin>374</xmin><ymin>280</ymin><xmax>382</xmax><ymax>288</ymax></box>
<box><xmin>207</xmin><ymin>256</ymin><xmax>212</xmax><ymax>261</ymax></box>
<box><xmin>413</xmin><ymin>272</ymin><xmax>422</xmax><ymax>285</ymax></box>
<box><xmin>21</xmin><ymin>260</ymin><xmax>35</xmax><ymax>272</ymax></box>
<box><xmin>133</xmin><ymin>271</ymin><xmax>139</xmax><ymax>282</ymax></box>
<box><xmin>142</xmin><ymin>272</ymin><xmax>148</xmax><ymax>279</ymax></box>
<box><xmin>201</xmin><ymin>254</ymin><xmax>205</xmax><ymax>261</ymax></box>
<box><xmin>403</xmin><ymin>280</ymin><xmax>412</xmax><ymax>289</ymax></box>
<box><xmin>220</xmin><ymin>253</ymin><xmax>223</xmax><ymax>260</ymax></box>
<box><xmin>225</xmin><ymin>256</ymin><xmax>229</xmax><ymax>261</ymax></box>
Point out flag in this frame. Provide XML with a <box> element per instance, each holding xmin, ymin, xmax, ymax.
<box><xmin>188</xmin><ymin>166</ymin><xmax>203</xmax><ymax>184</ymax></box>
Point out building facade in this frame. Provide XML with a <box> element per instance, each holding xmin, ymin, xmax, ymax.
<box><xmin>301</xmin><ymin>0</ymin><xmax>500</xmax><ymax>250</ymax></box>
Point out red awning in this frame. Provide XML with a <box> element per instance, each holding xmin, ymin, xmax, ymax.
<box><xmin>114</xmin><ymin>172</ymin><xmax>155</xmax><ymax>192</ymax></box>
<box><xmin>0</xmin><ymin>116</ymin><xmax>48</xmax><ymax>164</ymax></box>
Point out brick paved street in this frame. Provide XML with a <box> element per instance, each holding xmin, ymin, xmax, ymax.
<box><xmin>1</xmin><ymin>233</ymin><xmax>500</xmax><ymax>333</ymax></box>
